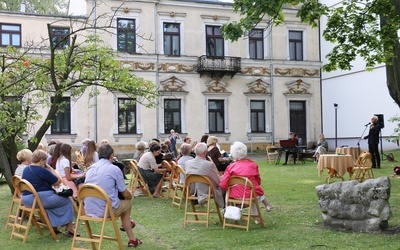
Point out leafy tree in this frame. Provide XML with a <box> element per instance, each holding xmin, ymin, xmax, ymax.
<box><xmin>0</xmin><ymin>0</ymin><xmax>68</xmax><ymax>14</ymax></box>
<box><xmin>0</xmin><ymin>10</ymin><xmax>157</xmax><ymax>191</ymax></box>
<box><xmin>223</xmin><ymin>0</ymin><xmax>400</xmax><ymax>107</ymax></box>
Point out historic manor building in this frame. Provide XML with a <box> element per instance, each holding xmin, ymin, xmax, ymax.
<box><xmin>0</xmin><ymin>0</ymin><xmax>322</xmax><ymax>153</ymax></box>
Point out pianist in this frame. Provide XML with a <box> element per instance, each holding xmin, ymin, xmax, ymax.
<box><xmin>282</xmin><ymin>132</ymin><xmax>299</xmax><ymax>165</ymax></box>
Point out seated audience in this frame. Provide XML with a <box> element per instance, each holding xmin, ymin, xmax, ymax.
<box><xmin>313</xmin><ymin>133</ymin><xmax>328</xmax><ymax>162</ymax></box>
<box><xmin>80</xmin><ymin>138</ymin><xmax>91</xmax><ymax>158</ymax></box>
<box><xmin>15</xmin><ymin>149</ymin><xmax>33</xmax><ymax>177</ymax></box>
<box><xmin>84</xmin><ymin>140</ymin><xmax>99</xmax><ymax>168</ymax></box>
<box><xmin>220</xmin><ymin>142</ymin><xmax>272</xmax><ymax>221</ymax></box>
<box><xmin>206</xmin><ymin>136</ymin><xmax>230</xmax><ymax>172</ymax></box>
<box><xmin>200</xmin><ymin>134</ymin><xmax>209</xmax><ymax>143</ymax></box>
<box><xmin>185</xmin><ymin>143</ymin><xmax>224</xmax><ymax>208</ymax></box>
<box><xmin>21</xmin><ymin>149</ymin><xmax>76</xmax><ymax>237</ymax></box>
<box><xmin>137</xmin><ymin>144</ymin><xmax>166</xmax><ymax>198</ymax></box>
<box><xmin>133</xmin><ymin>141</ymin><xmax>146</xmax><ymax>161</ymax></box>
<box><xmin>84</xmin><ymin>144</ymin><xmax>142</xmax><ymax>247</ymax></box>
<box><xmin>55</xmin><ymin>143</ymin><xmax>86</xmax><ymax>198</ymax></box>
<box><xmin>177</xmin><ymin>143</ymin><xmax>193</xmax><ymax>184</ymax></box>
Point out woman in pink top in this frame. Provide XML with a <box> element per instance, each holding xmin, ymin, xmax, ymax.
<box><xmin>220</xmin><ymin>141</ymin><xmax>271</xmax><ymax>221</ymax></box>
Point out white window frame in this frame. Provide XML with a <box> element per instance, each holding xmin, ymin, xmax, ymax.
<box><xmin>160</xmin><ymin>17</ymin><xmax>185</xmax><ymax>55</ymax></box>
<box><xmin>158</xmin><ymin>94</ymin><xmax>186</xmax><ymax>134</ymax></box>
<box><xmin>247</xmin><ymin>97</ymin><xmax>271</xmax><ymax>133</ymax></box>
<box><xmin>114</xmin><ymin>13</ymin><xmax>141</xmax><ymax>53</ymax></box>
<box><xmin>202</xmin><ymin>21</ymin><xmax>229</xmax><ymax>57</ymax></box>
<box><xmin>203</xmin><ymin>94</ymin><xmax>230</xmax><ymax>134</ymax></box>
<box><xmin>246</xmin><ymin>27</ymin><xmax>268</xmax><ymax>60</ymax></box>
<box><xmin>113</xmin><ymin>94</ymin><xmax>142</xmax><ymax>135</ymax></box>
<box><xmin>286</xmin><ymin>27</ymin><xmax>307</xmax><ymax>61</ymax></box>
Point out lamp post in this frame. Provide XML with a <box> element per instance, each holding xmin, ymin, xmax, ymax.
<box><xmin>334</xmin><ymin>103</ymin><xmax>338</xmax><ymax>148</ymax></box>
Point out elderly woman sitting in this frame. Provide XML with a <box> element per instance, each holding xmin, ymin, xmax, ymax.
<box><xmin>220</xmin><ymin>142</ymin><xmax>272</xmax><ymax>223</ymax></box>
<box><xmin>133</xmin><ymin>141</ymin><xmax>147</xmax><ymax>161</ymax></box>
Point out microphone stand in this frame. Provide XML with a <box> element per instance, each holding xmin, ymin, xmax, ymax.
<box><xmin>357</xmin><ymin>124</ymin><xmax>369</xmax><ymax>149</ymax></box>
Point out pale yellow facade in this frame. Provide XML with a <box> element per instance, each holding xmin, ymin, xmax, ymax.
<box><xmin>1</xmin><ymin>0</ymin><xmax>322</xmax><ymax>154</ymax></box>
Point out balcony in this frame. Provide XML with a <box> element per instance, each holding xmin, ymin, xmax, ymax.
<box><xmin>197</xmin><ymin>55</ymin><xmax>241</xmax><ymax>78</ymax></box>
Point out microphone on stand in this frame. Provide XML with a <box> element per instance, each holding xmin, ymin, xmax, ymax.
<box><xmin>365</xmin><ymin>122</ymin><xmax>371</xmax><ymax>126</ymax></box>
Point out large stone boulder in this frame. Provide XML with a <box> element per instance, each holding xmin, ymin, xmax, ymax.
<box><xmin>316</xmin><ymin>177</ymin><xmax>391</xmax><ymax>232</ymax></box>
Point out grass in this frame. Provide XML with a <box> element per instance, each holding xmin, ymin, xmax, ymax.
<box><xmin>1</xmin><ymin>151</ymin><xmax>400</xmax><ymax>250</ymax></box>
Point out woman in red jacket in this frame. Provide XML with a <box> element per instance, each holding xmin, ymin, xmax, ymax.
<box><xmin>220</xmin><ymin>141</ymin><xmax>271</xmax><ymax>223</ymax></box>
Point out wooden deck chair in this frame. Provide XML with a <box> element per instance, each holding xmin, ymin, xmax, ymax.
<box><xmin>161</xmin><ymin>160</ymin><xmax>174</xmax><ymax>198</ymax></box>
<box><xmin>352</xmin><ymin>151</ymin><xmax>374</xmax><ymax>182</ymax></box>
<box><xmin>266</xmin><ymin>144</ymin><xmax>279</xmax><ymax>164</ymax></box>
<box><xmin>128</xmin><ymin>161</ymin><xmax>153</xmax><ymax>198</ymax></box>
<box><xmin>172</xmin><ymin>165</ymin><xmax>186</xmax><ymax>208</ymax></box>
<box><xmin>53</xmin><ymin>169</ymin><xmax>79</xmax><ymax>213</ymax></box>
<box><xmin>183</xmin><ymin>174</ymin><xmax>223</xmax><ymax>228</ymax></box>
<box><xmin>10</xmin><ymin>179</ymin><xmax>58</xmax><ymax>243</ymax></box>
<box><xmin>71</xmin><ymin>183</ymin><xmax>124</xmax><ymax>250</ymax></box>
<box><xmin>5</xmin><ymin>175</ymin><xmax>22</xmax><ymax>230</ymax></box>
<box><xmin>223</xmin><ymin>176</ymin><xmax>264</xmax><ymax>231</ymax></box>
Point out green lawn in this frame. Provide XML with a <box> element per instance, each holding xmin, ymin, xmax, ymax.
<box><xmin>1</xmin><ymin>152</ymin><xmax>400</xmax><ymax>250</ymax></box>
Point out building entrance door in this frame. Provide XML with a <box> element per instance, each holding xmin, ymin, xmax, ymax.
<box><xmin>289</xmin><ymin>101</ymin><xmax>306</xmax><ymax>145</ymax></box>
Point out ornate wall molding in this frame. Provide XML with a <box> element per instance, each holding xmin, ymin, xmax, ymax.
<box><xmin>205</xmin><ymin>78</ymin><xmax>228</xmax><ymax>92</ymax></box>
<box><xmin>241</xmin><ymin>67</ymin><xmax>270</xmax><ymax>76</ymax></box>
<box><xmin>160</xmin><ymin>76</ymin><xmax>186</xmax><ymax>92</ymax></box>
<box><xmin>285</xmin><ymin>79</ymin><xmax>311</xmax><ymax>94</ymax></box>
<box><xmin>275</xmin><ymin>67</ymin><xmax>319</xmax><ymax>77</ymax></box>
<box><xmin>245</xmin><ymin>78</ymin><xmax>270</xmax><ymax>94</ymax></box>
<box><xmin>158</xmin><ymin>63</ymin><xmax>197</xmax><ymax>72</ymax></box>
<box><xmin>111</xmin><ymin>7</ymin><xmax>142</xmax><ymax>14</ymax></box>
<box><xmin>158</xmin><ymin>11</ymin><xmax>187</xmax><ymax>18</ymax></box>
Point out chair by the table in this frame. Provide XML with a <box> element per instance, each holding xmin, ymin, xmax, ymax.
<box><xmin>183</xmin><ymin>174</ymin><xmax>223</xmax><ymax>228</ymax></box>
<box><xmin>266</xmin><ymin>144</ymin><xmax>279</xmax><ymax>164</ymax></box>
<box><xmin>128</xmin><ymin>160</ymin><xmax>153</xmax><ymax>199</ymax></box>
<box><xmin>172</xmin><ymin>164</ymin><xmax>186</xmax><ymax>208</ymax></box>
<box><xmin>71</xmin><ymin>183</ymin><xmax>124</xmax><ymax>250</ymax></box>
<box><xmin>223</xmin><ymin>176</ymin><xmax>264</xmax><ymax>231</ymax></box>
<box><xmin>10</xmin><ymin>179</ymin><xmax>58</xmax><ymax>243</ymax></box>
<box><xmin>352</xmin><ymin>151</ymin><xmax>374</xmax><ymax>182</ymax></box>
<box><xmin>5</xmin><ymin>175</ymin><xmax>22</xmax><ymax>230</ymax></box>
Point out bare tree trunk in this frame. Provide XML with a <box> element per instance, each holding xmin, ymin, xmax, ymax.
<box><xmin>0</xmin><ymin>140</ymin><xmax>15</xmax><ymax>193</ymax></box>
<box><xmin>386</xmin><ymin>40</ymin><xmax>400</xmax><ymax>108</ymax></box>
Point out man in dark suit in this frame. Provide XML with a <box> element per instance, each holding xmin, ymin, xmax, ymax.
<box><xmin>364</xmin><ymin>115</ymin><xmax>382</xmax><ymax>168</ymax></box>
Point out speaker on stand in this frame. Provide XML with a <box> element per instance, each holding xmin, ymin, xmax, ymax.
<box><xmin>374</xmin><ymin>114</ymin><xmax>386</xmax><ymax>161</ymax></box>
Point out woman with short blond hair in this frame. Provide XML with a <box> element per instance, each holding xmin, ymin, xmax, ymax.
<box><xmin>15</xmin><ymin>149</ymin><xmax>33</xmax><ymax>177</ymax></box>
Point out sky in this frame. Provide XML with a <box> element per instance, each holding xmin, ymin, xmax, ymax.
<box><xmin>68</xmin><ymin>0</ymin><xmax>86</xmax><ymax>15</ymax></box>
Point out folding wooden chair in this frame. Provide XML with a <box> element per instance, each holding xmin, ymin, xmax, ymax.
<box><xmin>352</xmin><ymin>151</ymin><xmax>374</xmax><ymax>182</ymax></box>
<box><xmin>161</xmin><ymin>160</ymin><xmax>174</xmax><ymax>197</ymax></box>
<box><xmin>223</xmin><ymin>176</ymin><xmax>264</xmax><ymax>231</ymax></box>
<box><xmin>71</xmin><ymin>183</ymin><xmax>124</xmax><ymax>250</ymax></box>
<box><xmin>10</xmin><ymin>179</ymin><xmax>58</xmax><ymax>243</ymax></box>
<box><xmin>183</xmin><ymin>174</ymin><xmax>223</xmax><ymax>228</ymax></box>
<box><xmin>5</xmin><ymin>175</ymin><xmax>22</xmax><ymax>230</ymax></box>
<box><xmin>128</xmin><ymin>161</ymin><xmax>153</xmax><ymax>198</ymax></box>
<box><xmin>171</xmin><ymin>165</ymin><xmax>186</xmax><ymax>208</ymax></box>
<box><xmin>266</xmin><ymin>144</ymin><xmax>279</xmax><ymax>164</ymax></box>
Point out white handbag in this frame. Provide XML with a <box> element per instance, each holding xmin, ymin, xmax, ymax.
<box><xmin>223</xmin><ymin>178</ymin><xmax>248</xmax><ymax>220</ymax></box>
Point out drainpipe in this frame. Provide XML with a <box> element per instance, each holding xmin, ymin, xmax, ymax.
<box><xmin>154</xmin><ymin>1</ymin><xmax>160</xmax><ymax>139</ymax></box>
<box><xmin>93</xmin><ymin>0</ymin><xmax>98</xmax><ymax>143</ymax></box>
<box><xmin>269</xmin><ymin>19</ymin><xmax>275</xmax><ymax>144</ymax></box>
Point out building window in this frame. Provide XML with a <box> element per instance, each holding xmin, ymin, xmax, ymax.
<box><xmin>206</xmin><ymin>26</ymin><xmax>224</xmax><ymax>57</ymax></box>
<box><xmin>51</xmin><ymin>97</ymin><xmax>71</xmax><ymax>134</ymax></box>
<box><xmin>164</xmin><ymin>99</ymin><xmax>181</xmax><ymax>133</ymax></box>
<box><xmin>249</xmin><ymin>29</ymin><xmax>263</xmax><ymax>59</ymax></box>
<box><xmin>208</xmin><ymin>99</ymin><xmax>224</xmax><ymax>133</ymax></box>
<box><xmin>250</xmin><ymin>100</ymin><xmax>265</xmax><ymax>133</ymax></box>
<box><xmin>289</xmin><ymin>30</ymin><xmax>303</xmax><ymax>61</ymax></box>
<box><xmin>163</xmin><ymin>23</ymin><xmax>180</xmax><ymax>56</ymax></box>
<box><xmin>0</xmin><ymin>23</ymin><xmax>21</xmax><ymax>47</ymax></box>
<box><xmin>117</xmin><ymin>18</ymin><xmax>135</xmax><ymax>54</ymax></box>
<box><xmin>118</xmin><ymin>98</ymin><xmax>136</xmax><ymax>134</ymax></box>
<box><xmin>50</xmin><ymin>27</ymin><xmax>70</xmax><ymax>49</ymax></box>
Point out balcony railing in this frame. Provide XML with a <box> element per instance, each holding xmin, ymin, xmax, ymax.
<box><xmin>197</xmin><ymin>55</ymin><xmax>241</xmax><ymax>78</ymax></box>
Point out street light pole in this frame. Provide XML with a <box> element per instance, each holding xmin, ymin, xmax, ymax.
<box><xmin>334</xmin><ymin>103</ymin><xmax>338</xmax><ymax>148</ymax></box>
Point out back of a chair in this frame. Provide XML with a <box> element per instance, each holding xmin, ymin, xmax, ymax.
<box><xmin>226</xmin><ymin>176</ymin><xmax>256</xmax><ymax>200</ymax></box>
<box><xmin>185</xmin><ymin>174</ymin><xmax>213</xmax><ymax>196</ymax></box>
<box><xmin>12</xmin><ymin>175</ymin><xmax>22</xmax><ymax>198</ymax></box>
<box><xmin>356</xmin><ymin>151</ymin><xmax>372</xmax><ymax>167</ymax></box>
<box><xmin>175</xmin><ymin>165</ymin><xmax>186</xmax><ymax>185</ymax></box>
<box><xmin>266</xmin><ymin>144</ymin><xmax>277</xmax><ymax>153</ymax></box>
<box><xmin>78</xmin><ymin>183</ymin><xmax>116</xmax><ymax>219</ymax></box>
